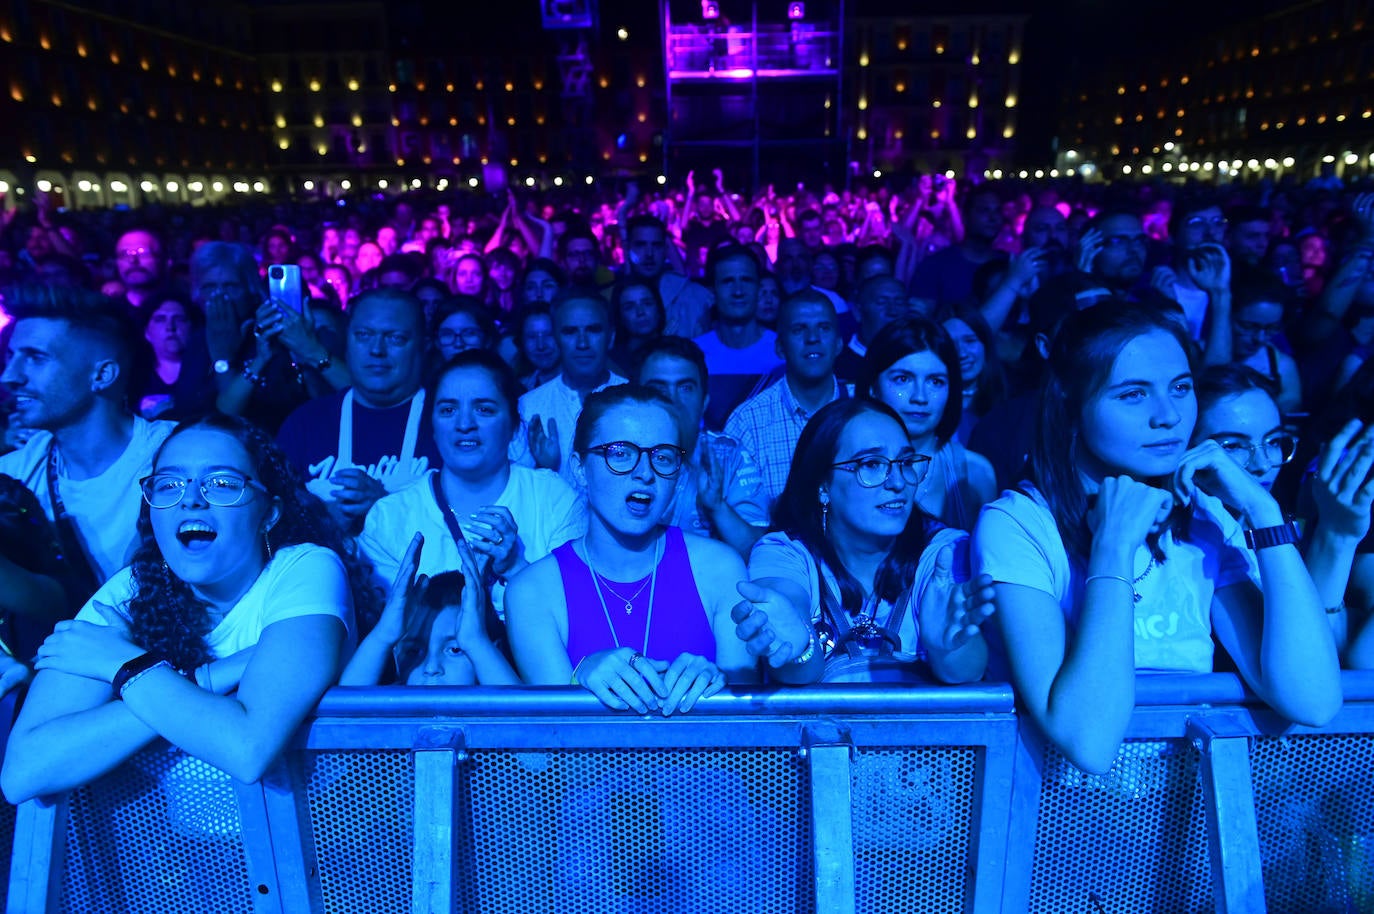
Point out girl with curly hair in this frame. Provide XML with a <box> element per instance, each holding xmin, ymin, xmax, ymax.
<box><xmin>3</xmin><ymin>414</ymin><xmax>374</xmax><ymax>801</ymax></box>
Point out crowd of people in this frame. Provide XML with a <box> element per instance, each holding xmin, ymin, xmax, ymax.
<box><xmin>0</xmin><ymin>168</ymin><xmax>1371</xmax><ymax>809</ymax></box>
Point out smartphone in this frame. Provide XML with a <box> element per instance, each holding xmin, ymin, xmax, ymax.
<box><xmin>267</xmin><ymin>264</ymin><xmax>303</xmax><ymax>313</ymax></box>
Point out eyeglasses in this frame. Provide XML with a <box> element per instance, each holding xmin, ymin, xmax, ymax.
<box><xmin>351</xmin><ymin>328</ymin><xmax>413</xmax><ymax>348</ymax></box>
<box><xmin>437</xmin><ymin>327</ymin><xmax>486</xmax><ymax>347</ymax></box>
<box><xmin>1100</xmin><ymin>234</ymin><xmax>1150</xmax><ymax>250</ymax></box>
<box><xmin>1211</xmin><ymin>433</ymin><xmax>1298</xmax><ymax>468</ymax></box>
<box><xmin>116</xmin><ymin>247</ymin><xmax>156</xmax><ymax>261</ymax></box>
<box><xmin>1185</xmin><ymin>216</ymin><xmax>1228</xmax><ymax>230</ymax></box>
<box><xmin>140</xmin><ymin>472</ymin><xmax>268</xmax><ymax>509</ymax></box>
<box><xmin>831</xmin><ymin>454</ymin><xmax>932</xmax><ymax>488</ymax></box>
<box><xmin>585</xmin><ymin>441</ymin><xmax>687</xmax><ymax>478</ymax></box>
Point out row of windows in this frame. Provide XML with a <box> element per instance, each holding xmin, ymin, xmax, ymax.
<box><xmin>849</xmin><ymin>19</ymin><xmax>1023</xmax><ymax>62</ymax></box>
<box><xmin>7</xmin><ymin>116</ymin><xmax>265</xmax><ymax>170</ymax></box>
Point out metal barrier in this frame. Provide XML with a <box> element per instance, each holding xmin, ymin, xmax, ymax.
<box><xmin>5</xmin><ymin>674</ymin><xmax>1374</xmax><ymax>914</ymax></box>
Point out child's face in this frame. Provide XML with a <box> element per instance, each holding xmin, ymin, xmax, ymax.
<box><xmin>403</xmin><ymin>606</ymin><xmax>477</xmax><ymax>686</ymax></box>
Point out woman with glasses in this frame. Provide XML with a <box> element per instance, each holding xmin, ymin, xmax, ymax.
<box><xmin>1195</xmin><ymin>364</ymin><xmax>1374</xmax><ymax>663</ymax></box>
<box><xmin>431</xmin><ymin>296</ymin><xmax>496</xmax><ymax>366</ymax></box>
<box><xmin>506</xmin><ymin>386</ymin><xmax>753</xmax><ymax>714</ymax></box>
<box><xmin>858</xmin><ymin>317</ymin><xmax>998</xmax><ymax>531</ymax></box>
<box><xmin>973</xmin><ymin>303</ymin><xmax>1340</xmax><ymax>775</ymax></box>
<box><xmin>733</xmin><ymin>398</ymin><xmax>995</xmax><ymax>685</ymax></box>
<box><xmin>1218</xmin><ymin>279</ymin><xmax>1302</xmax><ymax>414</ymax></box>
<box><xmin>3</xmin><ymin>414</ymin><xmax>372</xmax><ymax>801</ymax></box>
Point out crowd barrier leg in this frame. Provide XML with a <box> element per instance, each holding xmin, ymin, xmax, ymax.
<box><xmin>802</xmin><ymin>724</ymin><xmax>856</xmax><ymax>914</ymax></box>
<box><xmin>232</xmin><ymin>761</ymin><xmax>325</xmax><ymax>914</ymax></box>
<box><xmin>5</xmin><ymin>797</ymin><xmax>65</xmax><ymax>914</ymax></box>
<box><xmin>968</xmin><ymin>719</ymin><xmax>1018</xmax><ymax>913</ymax></box>
<box><xmin>996</xmin><ymin>727</ymin><xmax>1043</xmax><ymax>913</ymax></box>
<box><xmin>1189</xmin><ymin>716</ymin><xmax>1267</xmax><ymax>914</ymax></box>
<box><xmin>411</xmin><ymin>727</ymin><xmax>467</xmax><ymax>914</ymax></box>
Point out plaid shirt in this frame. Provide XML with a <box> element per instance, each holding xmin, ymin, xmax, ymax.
<box><xmin>723</xmin><ymin>376</ymin><xmax>844</xmax><ymax>519</ymax></box>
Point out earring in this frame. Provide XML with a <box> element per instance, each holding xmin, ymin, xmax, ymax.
<box><xmin>263</xmin><ymin>528</ymin><xmax>274</xmax><ymax>561</ymax></box>
<box><xmin>819</xmin><ymin>489</ymin><xmax>830</xmax><ymax>536</ymax></box>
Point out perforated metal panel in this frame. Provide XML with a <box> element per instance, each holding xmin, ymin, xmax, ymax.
<box><xmin>303</xmin><ymin>749</ymin><xmax>413</xmax><ymax>914</ymax></box>
<box><xmin>1030</xmin><ymin>739</ymin><xmax>1212</xmax><ymax>914</ymax></box>
<box><xmin>1252</xmin><ymin>733</ymin><xmax>1374</xmax><ymax>913</ymax></box>
<box><xmin>0</xmin><ymin>791</ymin><xmax>14</xmax><ymax>899</ymax></box>
<box><xmin>461</xmin><ymin>748</ymin><xmax>812</xmax><ymax>914</ymax></box>
<box><xmin>851</xmin><ymin>747</ymin><xmax>977</xmax><ymax>914</ymax></box>
<box><xmin>59</xmin><ymin>745</ymin><xmax>251</xmax><ymax>914</ymax></box>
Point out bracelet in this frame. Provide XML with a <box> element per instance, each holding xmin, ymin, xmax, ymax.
<box><xmin>240</xmin><ymin>364</ymin><xmax>268</xmax><ymax>389</ymax></box>
<box><xmin>1084</xmin><ymin>574</ymin><xmax>1133</xmax><ymax>590</ymax></box>
<box><xmin>789</xmin><ymin>629</ymin><xmax>818</xmax><ymax>666</ymax></box>
<box><xmin>1326</xmin><ymin>601</ymin><xmax>1348</xmax><ymax>615</ymax></box>
<box><xmin>570</xmin><ymin>657</ymin><xmax>587</xmax><ymax>685</ymax></box>
<box><xmin>112</xmin><ymin>653</ymin><xmax>172</xmax><ymax>699</ymax></box>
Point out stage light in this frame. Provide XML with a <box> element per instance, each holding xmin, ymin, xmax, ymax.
<box><xmin>701</xmin><ymin>1</ymin><xmax>719</xmax><ymax>19</ymax></box>
<box><xmin>788</xmin><ymin>3</ymin><xmax>805</xmax><ymax>20</ymax></box>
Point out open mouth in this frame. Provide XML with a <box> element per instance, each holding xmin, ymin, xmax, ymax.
<box><xmin>626</xmin><ymin>492</ymin><xmax>654</xmax><ymax>514</ymax></box>
<box><xmin>176</xmin><ymin>519</ymin><xmax>218</xmax><ymax>550</ymax></box>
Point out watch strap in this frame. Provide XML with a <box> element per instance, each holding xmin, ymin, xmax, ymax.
<box><xmin>1243</xmin><ymin>520</ymin><xmax>1299</xmax><ymax>550</ymax></box>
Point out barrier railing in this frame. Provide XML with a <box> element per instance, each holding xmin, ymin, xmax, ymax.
<box><xmin>5</xmin><ymin>674</ymin><xmax>1374</xmax><ymax>914</ymax></box>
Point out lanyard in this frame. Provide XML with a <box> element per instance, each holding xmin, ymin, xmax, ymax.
<box><xmin>336</xmin><ymin>388</ymin><xmax>424</xmax><ymax>469</ymax></box>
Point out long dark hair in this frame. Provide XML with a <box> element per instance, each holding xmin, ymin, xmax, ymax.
<box><xmin>1031</xmin><ymin>303</ymin><xmax>1197</xmax><ymax>560</ymax></box>
<box><xmin>770</xmin><ymin>398</ymin><xmax>939</xmax><ymax>613</ymax></box>
<box><xmin>856</xmin><ymin>317</ymin><xmax>964</xmax><ymax>445</ymax></box>
<box><xmin>125</xmin><ymin>414</ymin><xmax>378</xmax><ymax>671</ymax></box>
<box><xmin>944</xmin><ymin>304</ymin><xmax>1006</xmax><ymax>418</ymax></box>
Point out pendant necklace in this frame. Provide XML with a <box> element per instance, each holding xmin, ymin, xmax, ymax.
<box><xmin>583</xmin><ymin>535</ymin><xmax>661</xmax><ymax>652</ymax></box>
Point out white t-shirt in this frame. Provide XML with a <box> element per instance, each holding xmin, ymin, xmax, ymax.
<box><xmin>76</xmin><ymin>544</ymin><xmax>354</xmax><ymax>657</ymax></box>
<box><xmin>358</xmin><ymin>466</ymin><xmax>585</xmax><ymax>619</ymax></box>
<box><xmin>511</xmin><ymin>372</ymin><xmax>628</xmax><ymax>489</ymax></box>
<box><xmin>973</xmin><ymin>485</ymin><xmax>1251</xmax><ymax>673</ymax></box>
<box><xmin>0</xmin><ymin>417</ymin><xmax>175</xmax><ymax>581</ymax></box>
<box><xmin>747</xmin><ymin>526</ymin><xmax>966</xmax><ymax>660</ymax></box>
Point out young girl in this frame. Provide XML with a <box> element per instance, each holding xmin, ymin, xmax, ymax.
<box><xmin>974</xmin><ymin>303</ymin><xmax>1340</xmax><ymax>774</ymax></box>
<box><xmin>4</xmin><ymin>415</ymin><xmax>370</xmax><ymax>801</ymax></box>
<box><xmin>859</xmin><ymin>317</ymin><xmax>997</xmax><ymax>531</ymax></box>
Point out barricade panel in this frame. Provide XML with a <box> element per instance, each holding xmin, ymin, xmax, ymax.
<box><xmin>460</xmin><ymin>747</ymin><xmax>813</xmax><ymax>914</ymax></box>
<box><xmin>1251</xmin><ymin>732</ymin><xmax>1374</xmax><ymax>913</ymax></box>
<box><xmin>1029</xmin><ymin>739</ymin><xmax>1212</xmax><ymax>914</ymax></box>
<box><xmin>302</xmin><ymin>749</ymin><xmax>413</xmax><ymax>914</ymax></box>
<box><xmin>58</xmin><ymin>745</ymin><xmax>251</xmax><ymax>914</ymax></box>
<box><xmin>851</xmin><ymin>746</ymin><xmax>978</xmax><ymax>914</ymax></box>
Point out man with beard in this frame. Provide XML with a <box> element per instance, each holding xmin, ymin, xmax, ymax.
<box><xmin>557</xmin><ymin>226</ymin><xmax>610</xmax><ymax>294</ymax></box>
<box><xmin>112</xmin><ymin>229</ymin><xmax>171</xmax><ymax>310</ymax></box>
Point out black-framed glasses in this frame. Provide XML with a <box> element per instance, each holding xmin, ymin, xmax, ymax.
<box><xmin>831</xmin><ymin>454</ymin><xmax>932</xmax><ymax>488</ymax></box>
<box><xmin>437</xmin><ymin>327</ymin><xmax>486</xmax><ymax>347</ymax></box>
<box><xmin>139</xmin><ymin>472</ymin><xmax>268</xmax><ymax>509</ymax></box>
<box><xmin>586</xmin><ymin>441</ymin><xmax>687</xmax><ymax>478</ymax></box>
<box><xmin>1211</xmin><ymin>433</ymin><xmax>1299</xmax><ymax>468</ymax></box>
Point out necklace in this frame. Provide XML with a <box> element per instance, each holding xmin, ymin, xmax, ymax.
<box><xmin>595</xmin><ymin>571</ymin><xmax>653</xmax><ymax>614</ymax></box>
<box><xmin>1131</xmin><ymin>556</ymin><xmax>1157</xmax><ymax>604</ymax></box>
<box><xmin>583</xmin><ymin>535</ymin><xmax>661</xmax><ymax>652</ymax></box>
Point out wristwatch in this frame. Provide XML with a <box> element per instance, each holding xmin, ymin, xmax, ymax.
<box><xmin>213</xmin><ymin>359</ymin><xmax>231</xmax><ymax>375</ymax></box>
<box><xmin>1244</xmin><ymin>520</ymin><xmax>1299</xmax><ymax>550</ymax></box>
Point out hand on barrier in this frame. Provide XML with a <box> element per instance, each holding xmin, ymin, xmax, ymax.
<box><xmin>34</xmin><ymin>605</ymin><xmax>143</xmax><ymax>685</ymax></box>
<box><xmin>659</xmin><ymin>653</ymin><xmax>725</xmax><ymax>715</ymax></box>
<box><xmin>919</xmin><ymin>543</ymin><xmax>997</xmax><ymax>652</ymax></box>
<box><xmin>574</xmin><ymin>647</ymin><xmax>668</xmax><ymax>714</ymax></box>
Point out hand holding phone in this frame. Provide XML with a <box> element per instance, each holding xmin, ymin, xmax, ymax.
<box><xmin>268</xmin><ymin>264</ymin><xmax>304</xmax><ymax>314</ymax></box>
